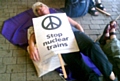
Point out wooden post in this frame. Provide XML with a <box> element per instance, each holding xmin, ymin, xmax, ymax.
<box><xmin>58</xmin><ymin>54</ymin><xmax>67</xmax><ymax>79</ymax></box>
<box><xmin>115</xmin><ymin>15</ymin><xmax>120</xmax><ymax>21</ymax></box>
<box><xmin>96</xmin><ymin>7</ymin><xmax>111</xmax><ymax>16</ymax></box>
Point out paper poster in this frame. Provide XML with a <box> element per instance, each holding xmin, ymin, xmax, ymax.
<box><xmin>32</xmin><ymin>13</ymin><xmax>79</xmax><ymax>77</ymax></box>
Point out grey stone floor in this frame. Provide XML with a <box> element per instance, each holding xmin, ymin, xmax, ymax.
<box><xmin>0</xmin><ymin>0</ymin><xmax>120</xmax><ymax>81</ymax></box>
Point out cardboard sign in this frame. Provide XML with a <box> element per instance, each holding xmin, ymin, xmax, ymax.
<box><xmin>32</xmin><ymin>13</ymin><xmax>79</xmax><ymax>77</ymax></box>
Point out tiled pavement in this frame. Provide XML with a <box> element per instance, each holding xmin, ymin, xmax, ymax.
<box><xmin>0</xmin><ymin>0</ymin><xmax>120</xmax><ymax>81</ymax></box>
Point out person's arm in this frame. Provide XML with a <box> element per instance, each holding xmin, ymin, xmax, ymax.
<box><xmin>28</xmin><ymin>33</ymin><xmax>40</xmax><ymax>61</ymax></box>
<box><xmin>67</xmin><ymin>17</ymin><xmax>84</xmax><ymax>32</ymax></box>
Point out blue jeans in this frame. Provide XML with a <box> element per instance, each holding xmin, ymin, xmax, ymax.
<box><xmin>61</xmin><ymin>0</ymin><xmax>95</xmax><ymax>17</ymax></box>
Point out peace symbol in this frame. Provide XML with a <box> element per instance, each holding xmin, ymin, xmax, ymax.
<box><xmin>42</xmin><ymin>16</ymin><xmax>61</xmax><ymax>30</ymax></box>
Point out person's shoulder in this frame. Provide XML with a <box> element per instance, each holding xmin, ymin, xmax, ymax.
<box><xmin>49</xmin><ymin>8</ymin><xmax>64</xmax><ymax>13</ymax></box>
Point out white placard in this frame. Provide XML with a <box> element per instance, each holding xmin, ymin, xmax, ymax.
<box><xmin>32</xmin><ymin>13</ymin><xmax>79</xmax><ymax>77</ymax></box>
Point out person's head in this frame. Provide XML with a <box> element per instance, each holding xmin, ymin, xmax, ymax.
<box><xmin>32</xmin><ymin>2</ymin><xmax>50</xmax><ymax>16</ymax></box>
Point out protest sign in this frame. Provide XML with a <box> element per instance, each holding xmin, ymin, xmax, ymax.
<box><xmin>32</xmin><ymin>13</ymin><xmax>79</xmax><ymax>77</ymax></box>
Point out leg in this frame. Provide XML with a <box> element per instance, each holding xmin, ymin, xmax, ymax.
<box><xmin>62</xmin><ymin>52</ymin><xmax>100</xmax><ymax>81</ymax></box>
<box><xmin>95</xmin><ymin>0</ymin><xmax>106</xmax><ymax>11</ymax></box>
<box><xmin>103</xmin><ymin>20</ymin><xmax>117</xmax><ymax>44</ymax></box>
<box><xmin>99</xmin><ymin>24</ymin><xmax>110</xmax><ymax>45</ymax></box>
<box><xmin>109</xmin><ymin>57</ymin><xmax>120</xmax><ymax>81</ymax></box>
<box><xmin>109</xmin><ymin>20</ymin><xmax>118</xmax><ymax>38</ymax></box>
<box><xmin>89</xmin><ymin>0</ymin><xmax>99</xmax><ymax>16</ymax></box>
<box><xmin>62</xmin><ymin>0</ymin><xmax>89</xmax><ymax>17</ymax></box>
<box><xmin>95</xmin><ymin>0</ymin><xmax>101</xmax><ymax>4</ymax></box>
<box><xmin>104</xmin><ymin>21</ymin><xmax>120</xmax><ymax>80</ymax></box>
<box><xmin>73</xmin><ymin>30</ymin><xmax>116</xmax><ymax>80</ymax></box>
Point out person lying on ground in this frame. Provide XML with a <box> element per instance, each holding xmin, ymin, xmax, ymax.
<box><xmin>27</xmin><ymin>2</ymin><xmax>117</xmax><ymax>81</ymax></box>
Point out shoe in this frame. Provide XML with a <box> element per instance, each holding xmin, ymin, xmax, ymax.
<box><xmin>99</xmin><ymin>24</ymin><xmax>110</xmax><ymax>45</ymax></box>
<box><xmin>59</xmin><ymin>73</ymin><xmax>76</xmax><ymax>81</ymax></box>
<box><xmin>59</xmin><ymin>73</ymin><xmax>67</xmax><ymax>81</ymax></box>
<box><xmin>103</xmin><ymin>25</ymin><xmax>110</xmax><ymax>34</ymax></box>
<box><xmin>96</xmin><ymin>3</ymin><xmax>106</xmax><ymax>11</ymax></box>
<box><xmin>109</xmin><ymin>20</ymin><xmax>117</xmax><ymax>31</ymax></box>
<box><xmin>88</xmin><ymin>7</ymin><xmax>99</xmax><ymax>16</ymax></box>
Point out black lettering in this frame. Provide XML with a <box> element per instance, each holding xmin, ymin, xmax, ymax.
<box><xmin>46</xmin><ymin>43</ymin><xmax>68</xmax><ymax>50</ymax></box>
<box><xmin>62</xmin><ymin>37</ymin><xmax>68</xmax><ymax>41</ymax></box>
<box><xmin>46</xmin><ymin>33</ymin><xmax>63</xmax><ymax>39</ymax></box>
<box><xmin>47</xmin><ymin>45</ymin><xmax>52</xmax><ymax>50</ymax></box>
<box><xmin>58</xmin><ymin>33</ymin><xmax>62</xmax><ymax>37</ymax></box>
<box><xmin>53</xmin><ymin>44</ymin><xmax>58</xmax><ymax>48</ymax></box>
<box><xmin>46</xmin><ymin>34</ymin><xmax>50</xmax><ymax>39</ymax></box>
<box><xmin>43</xmin><ymin>37</ymin><xmax>69</xmax><ymax>46</ymax></box>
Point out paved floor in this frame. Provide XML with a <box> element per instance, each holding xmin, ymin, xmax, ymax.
<box><xmin>0</xmin><ymin>0</ymin><xmax>120</xmax><ymax>81</ymax></box>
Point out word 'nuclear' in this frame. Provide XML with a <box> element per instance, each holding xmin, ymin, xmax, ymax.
<box><xmin>43</xmin><ymin>33</ymin><xmax>69</xmax><ymax>50</ymax></box>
